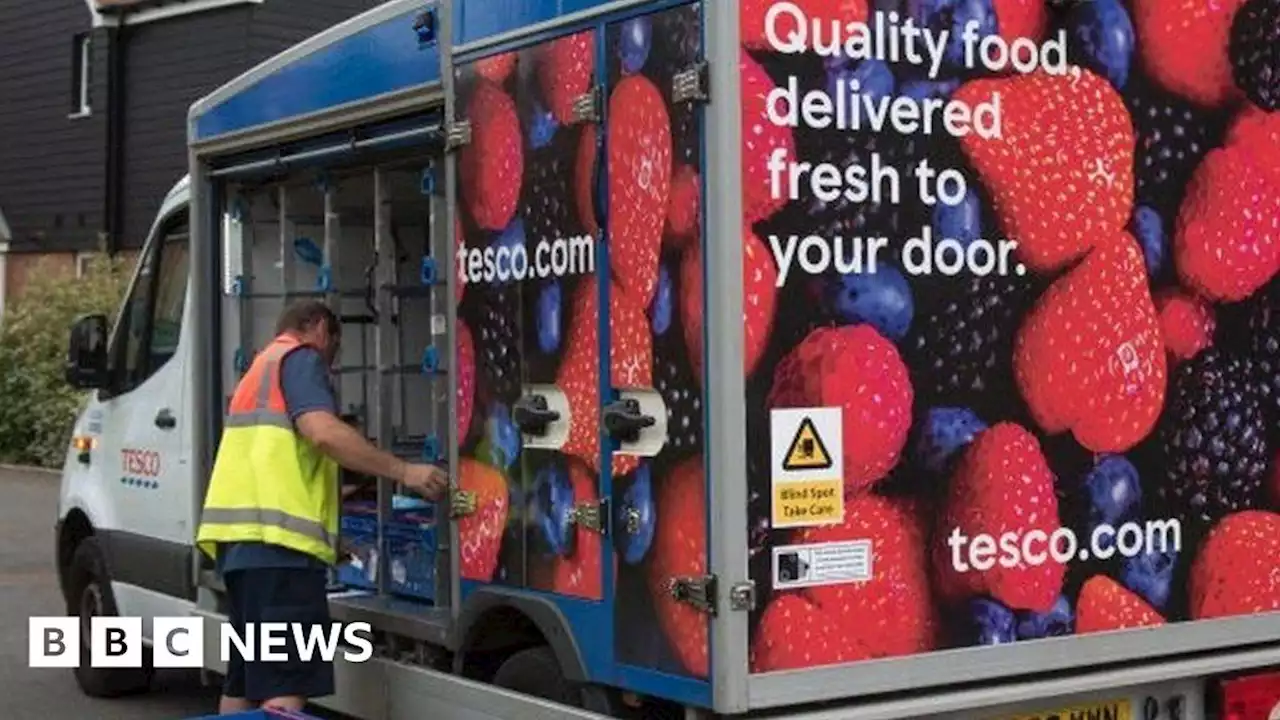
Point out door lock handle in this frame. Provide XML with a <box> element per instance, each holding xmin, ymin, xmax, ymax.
<box><xmin>155</xmin><ymin>408</ymin><xmax>176</xmax><ymax>429</ymax></box>
<box><xmin>512</xmin><ymin>394</ymin><xmax>560</xmax><ymax>436</ymax></box>
<box><xmin>603</xmin><ymin>398</ymin><xmax>654</xmax><ymax>444</ymax></box>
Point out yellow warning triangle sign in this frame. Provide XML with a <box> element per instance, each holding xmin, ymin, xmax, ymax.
<box><xmin>782</xmin><ymin>417</ymin><xmax>833</xmax><ymax>471</ymax></box>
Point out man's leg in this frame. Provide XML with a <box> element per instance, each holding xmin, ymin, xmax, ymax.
<box><xmin>219</xmin><ymin>570</ymin><xmax>254</xmax><ymax>714</ymax></box>
<box><xmin>244</xmin><ymin>567</ymin><xmax>336</xmax><ymax>710</ymax></box>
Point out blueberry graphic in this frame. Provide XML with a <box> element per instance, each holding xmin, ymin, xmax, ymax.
<box><xmin>619</xmin><ymin>16</ymin><xmax>652</xmax><ymax>75</ymax></box>
<box><xmin>614</xmin><ymin>464</ymin><xmax>656</xmax><ymax>565</ymax></box>
<box><xmin>967</xmin><ymin>596</ymin><xmax>1017</xmax><ymax>645</ymax></box>
<box><xmin>1084</xmin><ymin>455</ymin><xmax>1142</xmax><ymax>529</ymax></box>
<box><xmin>899</xmin><ymin>77</ymin><xmax>961</xmax><ymax>102</ymax></box>
<box><xmin>828</xmin><ymin>58</ymin><xmax>895</xmax><ymax>105</ymax></box>
<box><xmin>1128</xmin><ymin>204</ymin><xmax>1165</xmax><ymax>278</ymax></box>
<box><xmin>1067</xmin><ymin>0</ymin><xmax>1135</xmax><ymax>90</ymax></box>
<box><xmin>537</xmin><ymin>279</ymin><xmax>562</xmax><ymax>354</ymax></box>
<box><xmin>528</xmin><ymin>100</ymin><xmax>558</xmax><ymax>150</ymax></box>
<box><xmin>651</xmin><ymin>263</ymin><xmax>675</xmax><ymax>336</ymax></box>
<box><xmin>906</xmin><ymin>0</ymin><xmax>996</xmax><ymax>70</ymax></box>
<box><xmin>532</xmin><ymin>465</ymin><xmax>575</xmax><ymax>557</ymax></box>
<box><xmin>1120</xmin><ymin>547</ymin><xmax>1178</xmax><ymax>611</ymax></box>
<box><xmin>494</xmin><ymin>219</ymin><xmax>527</xmax><ymax>284</ymax></box>
<box><xmin>933</xmin><ymin>184</ymin><xmax>983</xmax><ymax>247</ymax></box>
<box><xmin>820</xmin><ymin>264</ymin><xmax>914</xmax><ymax>341</ymax></box>
<box><xmin>1016</xmin><ymin>595</ymin><xmax>1075</xmax><ymax>639</ymax></box>
<box><xmin>482</xmin><ymin>402</ymin><xmax>522</xmax><ymax>470</ymax></box>
<box><xmin>913</xmin><ymin>407</ymin><xmax>987</xmax><ymax>474</ymax></box>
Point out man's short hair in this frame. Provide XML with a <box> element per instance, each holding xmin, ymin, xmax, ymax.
<box><xmin>276</xmin><ymin>300</ymin><xmax>339</xmax><ymax>338</ymax></box>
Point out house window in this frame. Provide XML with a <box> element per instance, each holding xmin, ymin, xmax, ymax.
<box><xmin>76</xmin><ymin>252</ymin><xmax>95</xmax><ymax>279</ymax></box>
<box><xmin>70</xmin><ymin>33</ymin><xmax>91</xmax><ymax>117</ymax></box>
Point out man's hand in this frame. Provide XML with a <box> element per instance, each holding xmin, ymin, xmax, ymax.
<box><xmin>401</xmin><ymin>463</ymin><xmax>449</xmax><ymax>501</ymax></box>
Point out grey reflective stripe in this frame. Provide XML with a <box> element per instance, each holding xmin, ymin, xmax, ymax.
<box><xmin>255</xmin><ymin>348</ymin><xmax>287</xmax><ymax>408</ymax></box>
<box><xmin>225</xmin><ymin>343</ymin><xmax>291</xmax><ymax>428</ymax></box>
<box><xmin>223</xmin><ymin>410</ymin><xmax>293</xmax><ymax>429</ymax></box>
<box><xmin>201</xmin><ymin>507</ymin><xmax>333</xmax><ymax>546</ymax></box>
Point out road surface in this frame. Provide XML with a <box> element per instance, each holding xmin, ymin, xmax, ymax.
<box><xmin>0</xmin><ymin>465</ymin><xmax>219</xmax><ymax>720</ymax></box>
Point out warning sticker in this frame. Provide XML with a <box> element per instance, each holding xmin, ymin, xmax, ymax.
<box><xmin>770</xmin><ymin>408</ymin><xmax>843</xmax><ymax>528</ymax></box>
<box><xmin>773</xmin><ymin>540</ymin><xmax>871</xmax><ymax>589</ymax></box>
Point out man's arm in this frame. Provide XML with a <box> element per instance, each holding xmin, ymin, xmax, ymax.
<box><xmin>295</xmin><ymin>411</ymin><xmax>410</xmax><ymax>482</ymax></box>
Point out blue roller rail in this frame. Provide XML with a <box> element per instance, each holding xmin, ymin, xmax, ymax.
<box><xmin>185</xmin><ymin>709</ymin><xmax>322</xmax><ymax>720</ymax></box>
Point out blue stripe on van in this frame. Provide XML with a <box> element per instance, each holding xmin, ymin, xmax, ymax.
<box><xmin>192</xmin><ymin>5</ymin><xmax>441</xmax><ymax>141</ymax></box>
<box><xmin>454</xmin><ymin>0</ymin><xmax>621</xmax><ymax>46</ymax></box>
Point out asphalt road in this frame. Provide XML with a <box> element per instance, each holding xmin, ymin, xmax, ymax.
<box><xmin>0</xmin><ymin>466</ymin><xmax>220</xmax><ymax>720</ymax></box>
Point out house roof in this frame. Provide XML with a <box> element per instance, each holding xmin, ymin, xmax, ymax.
<box><xmin>94</xmin><ymin>0</ymin><xmax>183</xmax><ymax>11</ymax></box>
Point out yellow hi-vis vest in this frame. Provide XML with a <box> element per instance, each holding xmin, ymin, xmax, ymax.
<box><xmin>196</xmin><ymin>333</ymin><xmax>339</xmax><ymax>565</ymax></box>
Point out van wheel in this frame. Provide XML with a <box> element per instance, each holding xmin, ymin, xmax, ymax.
<box><xmin>491</xmin><ymin>646</ymin><xmax>582</xmax><ymax>706</ymax></box>
<box><xmin>66</xmin><ymin>536</ymin><xmax>153</xmax><ymax>698</ymax></box>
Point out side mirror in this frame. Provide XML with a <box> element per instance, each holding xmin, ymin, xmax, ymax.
<box><xmin>66</xmin><ymin>314</ymin><xmax>109</xmax><ymax>390</ymax></box>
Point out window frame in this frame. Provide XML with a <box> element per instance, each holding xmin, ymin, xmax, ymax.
<box><xmin>100</xmin><ymin>210</ymin><xmax>190</xmax><ymax>400</ymax></box>
<box><xmin>69</xmin><ymin>32</ymin><xmax>92</xmax><ymax>119</ymax></box>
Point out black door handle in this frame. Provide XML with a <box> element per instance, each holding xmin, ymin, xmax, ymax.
<box><xmin>603</xmin><ymin>398</ymin><xmax>654</xmax><ymax>444</ymax></box>
<box><xmin>155</xmin><ymin>408</ymin><xmax>176</xmax><ymax>429</ymax></box>
<box><xmin>512</xmin><ymin>394</ymin><xmax>560</xmax><ymax>436</ymax></box>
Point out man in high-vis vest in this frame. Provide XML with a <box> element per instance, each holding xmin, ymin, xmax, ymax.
<box><xmin>197</xmin><ymin>300</ymin><xmax>447</xmax><ymax>714</ymax></box>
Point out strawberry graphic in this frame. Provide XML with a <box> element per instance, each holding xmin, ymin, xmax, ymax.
<box><xmin>1154</xmin><ymin>289</ymin><xmax>1215</xmax><ymax>365</ymax></box>
<box><xmin>740</xmin><ymin>0</ymin><xmax>867</xmax><ymax>52</ymax></box>
<box><xmin>457</xmin><ymin>319</ymin><xmax>476</xmax><ymax>443</ymax></box>
<box><xmin>768</xmin><ymin>325</ymin><xmax>913</xmax><ymax>491</ymax></box>
<box><xmin>457</xmin><ymin>457</ymin><xmax>510</xmax><ymax>582</ymax></box>
<box><xmin>742</xmin><ymin>50</ymin><xmax>795</xmax><ymax>226</ymax></box>
<box><xmin>933</xmin><ymin>422</ymin><xmax>1065</xmax><ymax>613</ymax></box>
<box><xmin>680</xmin><ymin>230</ymin><xmax>778</xmax><ymax>384</ymax></box>
<box><xmin>1131</xmin><ymin>0</ymin><xmax>1247</xmax><ymax>108</ymax></box>
<box><xmin>1225</xmin><ymin>106</ymin><xmax>1280</xmax><ymax>185</ymax></box>
<box><xmin>454</xmin><ymin>214</ymin><xmax>466</xmax><ymax>306</ymax></box>
<box><xmin>647</xmin><ymin>456</ymin><xmax>708</xmax><ymax>678</ymax></box>
<box><xmin>555</xmin><ymin>279</ymin><xmax>653</xmax><ymax>477</ymax></box>
<box><xmin>549</xmin><ymin>461</ymin><xmax>604</xmax><ymax>601</ymax></box>
<box><xmin>537</xmin><ymin>31</ymin><xmax>594</xmax><ymax>126</ymax></box>
<box><xmin>459</xmin><ymin>81</ymin><xmax>523</xmax><ymax>231</ymax></box>
<box><xmin>1076</xmin><ymin>575</ymin><xmax>1165</xmax><ymax>633</ymax></box>
<box><xmin>1190</xmin><ymin>510</ymin><xmax>1280</xmax><ymax>619</ymax></box>
<box><xmin>752</xmin><ymin>494</ymin><xmax>937</xmax><ymax>672</ymax></box>
<box><xmin>993</xmin><ymin>0</ymin><xmax>1048</xmax><ymax>44</ymax></box>
<box><xmin>1013</xmin><ymin>234</ymin><xmax>1166</xmax><ymax>453</ymax></box>
<box><xmin>667</xmin><ymin>164</ymin><xmax>700</xmax><ymax>250</ymax></box>
<box><xmin>474</xmin><ymin>52</ymin><xmax>516</xmax><ymax>84</ymax></box>
<box><xmin>608</xmin><ymin>74</ymin><xmax>672</xmax><ymax>306</ymax></box>
<box><xmin>953</xmin><ymin>70</ymin><xmax>1134</xmax><ymax>273</ymax></box>
<box><xmin>1174</xmin><ymin>146</ymin><xmax>1280</xmax><ymax>302</ymax></box>
<box><xmin>576</xmin><ymin>123</ymin><xmax>599</xmax><ymax>237</ymax></box>
<box><xmin>750</xmin><ymin>594</ymin><xmax>852</xmax><ymax>672</ymax></box>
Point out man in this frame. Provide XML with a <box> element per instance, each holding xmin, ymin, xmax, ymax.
<box><xmin>195</xmin><ymin>300</ymin><xmax>448</xmax><ymax>714</ymax></box>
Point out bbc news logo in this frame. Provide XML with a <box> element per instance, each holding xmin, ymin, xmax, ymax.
<box><xmin>29</xmin><ymin>617</ymin><xmax>374</xmax><ymax>668</ymax></box>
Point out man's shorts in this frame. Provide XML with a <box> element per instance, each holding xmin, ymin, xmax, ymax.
<box><xmin>222</xmin><ymin>567</ymin><xmax>335</xmax><ymax>702</ymax></box>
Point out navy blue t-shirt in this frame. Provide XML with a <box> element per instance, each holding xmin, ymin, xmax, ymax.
<box><xmin>217</xmin><ymin>347</ymin><xmax>338</xmax><ymax>574</ymax></box>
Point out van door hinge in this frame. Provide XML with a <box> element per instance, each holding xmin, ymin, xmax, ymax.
<box><xmin>446</xmin><ymin>121</ymin><xmax>472</xmax><ymax>151</ymax></box>
<box><xmin>571</xmin><ymin>498</ymin><xmax>608</xmax><ymax>534</ymax></box>
<box><xmin>671</xmin><ymin>575</ymin><xmax>717</xmax><ymax>615</ymax></box>
<box><xmin>671</xmin><ymin>61</ymin><xmax>710</xmax><ymax>104</ymax></box>
<box><xmin>449</xmin><ymin>488</ymin><xmax>477</xmax><ymax>518</ymax></box>
<box><xmin>572</xmin><ymin>85</ymin><xmax>602</xmax><ymax>124</ymax></box>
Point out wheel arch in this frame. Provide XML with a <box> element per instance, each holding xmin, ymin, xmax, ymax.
<box><xmin>452</xmin><ymin>587</ymin><xmax>589</xmax><ymax>683</ymax></box>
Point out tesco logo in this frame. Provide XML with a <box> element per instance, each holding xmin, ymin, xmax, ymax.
<box><xmin>121</xmin><ymin>449</ymin><xmax>161</xmax><ymax>477</ymax></box>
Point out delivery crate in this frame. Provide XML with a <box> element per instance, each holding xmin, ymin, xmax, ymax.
<box><xmin>337</xmin><ymin>499</ymin><xmax>436</xmax><ymax>601</ymax></box>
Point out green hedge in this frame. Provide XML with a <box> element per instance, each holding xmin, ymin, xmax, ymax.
<box><xmin>0</xmin><ymin>254</ymin><xmax>131</xmax><ymax>468</ymax></box>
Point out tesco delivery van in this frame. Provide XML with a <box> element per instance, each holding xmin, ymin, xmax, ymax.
<box><xmin>53</xmin><ymin>0</ymin><xmax>1280</xmax><ymax>718</ymax></box>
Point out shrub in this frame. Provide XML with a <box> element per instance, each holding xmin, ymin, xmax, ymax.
<box><xmin>0</xmin><ymin>253</ymin><xmax>131</xmax><ymax>468</ymax></box>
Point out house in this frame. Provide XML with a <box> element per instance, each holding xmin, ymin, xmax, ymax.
<box><xmin>0</xmin><ymin>0</ymin><xmax>383</xmax><ymax>318</ymax></box>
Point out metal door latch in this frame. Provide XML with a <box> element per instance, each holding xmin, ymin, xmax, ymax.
<box><xmin>572</xmin><ymin>86</ymin><xmax>602</xmax><ymax>124</ymax></box>
<box><xmin>446</xmin><ymin>121</ymin><xmax>472</xmax><ymax>151</ymax></box>
<box><xmin>571</xmin><ymin>499</ymin><xmax>608</xmax><ymax>534</ymax></box>
<box><xmin>671</xmin><ymin>575</ymin><xmax>717</xmax><ymax>616</ymax></box>
<box><xmin>449</xmin><ymin>488</ymin><xmax>476</xmax><ymax>518</ymax></box>
<box><xmin>672</xmin><ymin>62</ymin><xmax>710</xmax><ymax>104</ymax></box>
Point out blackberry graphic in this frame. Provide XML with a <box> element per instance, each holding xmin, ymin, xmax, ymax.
<box><xmin>1229</xmin><ymin>0</ymin><xmax>1280</xmax><ymax>111</ymax></box>
<box><xmin>520</xmin><ymin>132</ymin><xmax>582</xmax><ymax>252</ymax></box>
<box><xmin>649</xmin><ymin>4</ymin><xmax>702</xmax><ymax>94</ymax></box>
<box><xmin>1242</xmin><ymin>280</ymin><xmax>1280</xmax><ymax>436</ymax></box>
<box><xmin>464</xmin><ymin>283</ymin><xmax>522</xmax><ymax>405</ymax></box>
<box><xmin>1154</xmin><ymin>348</ymin><xmax>1270</xmax><ymax>536</ymax></box>
<box><xmin>653</xmin><ymin>334</ymin><xmax>703</xmax><ymax>461</ymax></box>
<box><xmin>1125</xmin><ymin>79</ymin><xmax>1225</xmax><ymax>219</ymax></box>
<box><xmin>904</xmin><ymin>273</ymin><xmax>1040</xmax><ymax>422</ymax></box>
<box><xmin>670</xmin><ymin>101</ymin><xmax>699</xmax><ymax>170</ymax></box>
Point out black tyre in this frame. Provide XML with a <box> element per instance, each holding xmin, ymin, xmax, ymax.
<box><xmin>65</xmin><ymin>536</ymin><xmax>153</xmax><ymax>698</ymax></box>
<box><xmin>491</xmin><ymin>645</ymin><xmax>581</xmax><ymax>706</ymax></box>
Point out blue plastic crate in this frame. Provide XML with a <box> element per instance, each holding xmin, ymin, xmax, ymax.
<box><xmin>337</xmin><ymin>499</ymin><xmax>437</xmax><ymax>601</ymax></box>
<box><xmin>185</xmin><ymin>709</ymin><xmax>321</xmax><ymax>719</ymax></box>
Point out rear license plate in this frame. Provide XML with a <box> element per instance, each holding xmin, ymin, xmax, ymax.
<box><xmin>1000</xmin><ymin>699</ymin><xmax>1132</xmax><ymax>720</ymax></box>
